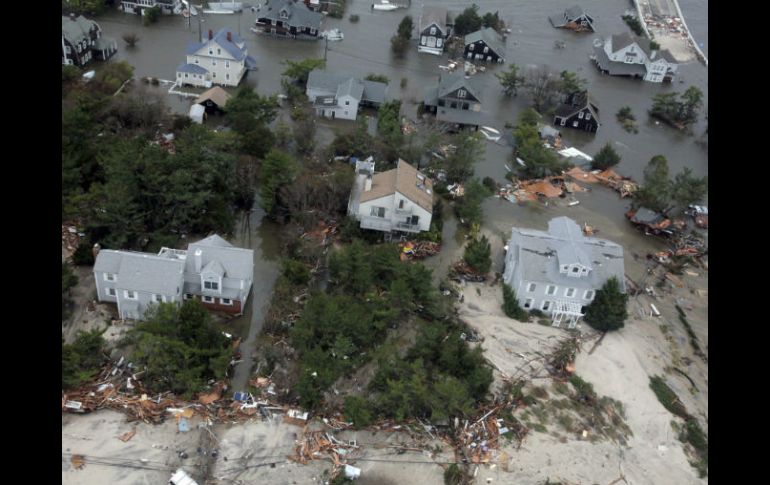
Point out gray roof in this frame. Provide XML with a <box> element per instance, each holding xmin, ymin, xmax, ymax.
<box><xmin>94</xmin><ymin>249</ymin><xmax>123</xmax><ymax>274</ymax></box>
<box><xmin>202</xmin><ymin>259</ymin><xmax>226</xmax><ymax>277</ymax></box>
<box><xmin>186</xmin><ymin>234</ymin><xmax>253</xmax><ymax>281</ymax></box>
<box><xmin>631</xmin><ymin>207</ymin><xmax>665</xmax><ymax>224</ymax></box>
<box><xmin>610</xmin><ymin>32</ymin><xmax>651</xmax><ymax>56</ymax></box>
<box><xmin>177</xmin><ymin>63</ymin><xmax>209</xmax><ymax>75</ymax></box>
<box><xmin>263</xmin><ymin>0</ymin><xmax>323</xmax><ymax>28</ymax></box>
<box><xmin>436</xmin><ymin>107</ymin><xmax>485</xmax><ymax>127</ymax></box>
<box><xmin>505</xmin><ymin>217</ymin><xmax>625</xmax><ymax>293</ymax></box>
<box><xmin>554</xmin><ymin>91</ymin><xmax>599</xmax><ymax>120</ymax></box>
<box><xmin>336</xmin><ymin>78</ymin><xmax>364</xmax><ymax>101</ymax></box>
<box><xmin>657</xmin><ymin>49</ymin><xmax>677</xmax><ymax>63</ymax></box>
<box><xmin>565</xmin><ymin>5</ymin><xmax>586</xmax><ymax>19</ymax></box>
<box><xmin>420</xmin><ymin>6</ymin><xmax>447</xmax><ymax>31</ymax></box>
<box><xmin>464</xmin><ymin>27</ymin><xmax>505</xmax><ymax>58</ymax></box>
<box><xmin>593</xmin><ymin>46</ymin><xmax>647</xmax><ymax>77</ymax></box>
<box><xmin>96</xmin><ymin>251</ymin><xmax>185</xmax><ymax>296</ymax></box>
<box><xmin>424</xmin><ymin>86</ymin><xmax>439</xmax><ymax>106</ymax></box>
<box><xmin>62</xmin><ymin>15</ymin><xmax>98</xmax><ymax>43</ymax></box>
<box><xmin>437</xmin><ymin>73</ymin><xmax>481</xmax><ymax>101</ymax></box>
<box><xmin>307</xmin><ymin>70</ymin><xmax>387</xmax><ymax>103</ymax></box>
<box><xmin>361</xmin><ymin>80</ymin><xmax>387</xmax><ymax>104</ymax></box>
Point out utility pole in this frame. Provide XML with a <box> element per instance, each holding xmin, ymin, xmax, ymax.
<box><xmin>324</xmin><ymin>35</ymin><xmax>328</xmax><ymax>62</ymax></box>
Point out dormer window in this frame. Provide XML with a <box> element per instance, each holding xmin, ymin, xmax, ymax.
<box><xmin>430</xmin><ymin>27</ymin><xmax>436</xmax><ymax>35</ymax></box>
<box><xmin>280</xmin><ymin>9</ymin><xmax>289</xmax><ymax>19</ymax></box>
<box><xmin>104</xmin><ymin>273</ymin><xmax>116</xmax><ymax>282</ymax></box>
<box><xmin>572</xmin><ymin>267</ymin><xmax>580</xmax><ymax>273</ymax></box>
<box><xmin>457</xmin><ymin>89</ymin><xmax>466</xmax><ymax>98</ymax></box>
<box><xmin>204</xmin><ymin>281</ymin><xmax>219</xmax><ymax>291</ymax></box>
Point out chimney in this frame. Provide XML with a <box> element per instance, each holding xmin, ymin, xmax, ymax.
<box><xmin>364</xmin><ymin>174</ymin><xmax>372</xmax><ymax>192</ymax></box>
<box><xmin>208</xmin><ymin>29</ymin><xmax>213</xmax><ymax>40</ymax></box>
<box><xmin>194</xmin><ymin>249</ymin><xmax>203</xmax><ymax>273</ymax></box>
<box><xmin>227</xmin><ymin>31</ymin><xmax>232</xmax><ymax>42</ymax></box>
<box><xmin>92</xmin><ymin>243</ymin><xmax>101</xmax><ymax>260</ymax></box>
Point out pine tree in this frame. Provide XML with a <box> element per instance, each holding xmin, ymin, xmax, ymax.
<box><xmin>584</xmin><ymin>277</ymin><xmax>628</xmax><ymax>332</ymax></box>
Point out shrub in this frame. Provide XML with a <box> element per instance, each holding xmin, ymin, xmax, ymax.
<box><xmin>502</xmin><ymin>284</ymin><xmax>528</xmax><ymax>320</ymax></box>
<box><xmin>142</xmin><ymin>5</ymin><xmax>161</xmax><ymax>26</ymax></box>
<box><xmin>649</xmin><ymin>375</ymin><xmax>688</xmax><ymax>418</ymax></box>
<box><xmin>365</xmin><ymin>73</ymin><xmax>389</xmax><ymax>84</ymax></box>
<box><xmin>583</xmin><ymin>277</ymin><xmax>628</xmax><ymax>332</ymax></box>
<box><xmin>622</xmin><ymin>15</ymin><xmax>644</xmax><ymax>36</ymax></box>
<box><xmin>349</xmin><ymin>14</ymin><xmax>359</xmax><ymax>23</ymax></box>
<box><xmin>282</xmin><ymin>259</ymin><xmax>310</xmax><ymax>285</ymax></box>
<box><xmin>444</xmin><ymin>463</ymin><xmax>463</xmax><ymax>485</ymax></box>
<box><xmin>482</xmin><ymin>176</ymin><xmax>497</xmax><ymax>193</ymax></box>
<box><xmin>344</xmin><ymin>396</ymin><xmax>374</xmax><ymax>427</ymax></box>
<box><xmin>463</xmin><ymin>235</ymin><xmax>491</xmax><ymax>274</ymax></box>
<box><xmin>72</xmin><ymin>241</ymin><xmax>95</xmax><ymax>266</ymax></box>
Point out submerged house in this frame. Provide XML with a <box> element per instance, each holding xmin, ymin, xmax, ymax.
<box><xmin>592</xmin><ymin>33</ymin><xmax>678</xmax><ymax>83</ymax></box>
<box><xmin>62</xmin><ymin>14</ymin><xmax>117</xmax><ymax>66</ymax></box>
<box><xmin>255</xmin><ymin>0</ymin><xmax>323</xmax><ymax>40</ymax></box>
<box><xmin>347</xmin><ymin>159</ymin><xmax>434</xmax><ymax>235</ymax></box>
<box><xmin>306</xmin><ymin>70</ymin><xmax>388</xmax><ymax>121</ymax></box>
<box><xmin>120</xmin><ymin>0</ymin><xmax>179</xmax><ymax>15</ymax></box>
<box><xmin>553</xmin><ymin>91</ymin><xmax>600</xmax><ymax>133</ymax></box>
<box><xmin>418</xmin><ymin>6</ymin><xmax>451</xmax><ymax>55</ymax></box>
<box><xmin>549</xmin><ymin>5</ymin><xmax>595</xmax><ymax>32</ymax></box>
<box><xmin>94</xmin><ymin>235</ymin><xmax>254</xmax><ymax>321</ymax></box>
<box><xmin>463</xmin><ymin>27</ymin><xmax>505</xmax><ymax>63</ymax></box>
<box><xmin>502</xmin><ymin>217</ymin><xmax>626</xmax><ymax>329</ymax></box>
<box><xmin>423</xmin><ymin>73</ymin><xmax>484</xmax><ymax>131</ymax></box>
<box><xmin>177</xmin><ymin>29</ymin><xmax>257</xmax><ymax>88</ymax></box>
<box><xmin>194</xmin><ymin>86</ymin><xmax>232</xmax><ymax>115</ymax></box>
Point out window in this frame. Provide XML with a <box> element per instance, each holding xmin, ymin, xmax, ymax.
<box><xmin>436</xmin><ymin>38</ymin><xmax>443</xmax><ymax>48</ymax></box>
<box><xmin>573</xmin><ymin>121</ymin><xmax>579</xmax><ymax>127</ymax></box>
<box><xmin>177</xmin><ymin>72</ymin><xmax>181</xmax><ymax>78</ymax></box>
<box><xmin>185</xmin><ymin>73</ymin><xmax>189</xmax><ymax>78</ymax></box>
<box><xmin>212</xmin><ymin>60</ymin><xmax>217</xmax><ymax>66</ymax></box>
<box><xmin>220</xmin><ymin>298</ymin><xmax>232</xmax><ymax>305</ymax></box>
<box><xmin>106</xmin><ymin>288</ymin><xmax>116</xmax><ymax>297</ymax></box>
<box><xmin>204</xmin><ymin>281</ymin><xmax>219</xmax><ymax>291</ymax></box>
<box><xmin>345</xmin><ymin>100</ymin><xmax>350</xmax><ymax>106</ymax></box>
<box><xmin>585</xmin><ymin>113</ymin><xmax>591</xmax><ymax>121</ymax></box>
<box><xmin>184</xmin><ymin>293</ymin><xmax>194</xmax><ymax>300</ymax></box>
<box><xmin>546</xmin><ymin>285</ymin><xmax>557</xmax><ymax>296</ymax></box>
<box><xmin>469</xmin><ymin>43</ymin><xmax>474</xmax><ymax>51</ymax></box>
<box><xmin>483</xmin><ymin>46</ymin><xmax>489</xmax><ymax>54</ymax></box>
<box><xmin>430</xmin><ymin>27</ymin><xmax>436</xmax><ymax>35</ymax></box>
<box><xmin>584</xmin><ymin>290</ymin><xmax>594</xmax><ymax>300</ymax></box>
<box><xmin>125</xmin><ymin>290</ymin><xmax>137</xmax><ymax>300</ymax></box>
<box><xmin>578</xmin><ymin>111</ymin><xmax>584</xmax><ymax>119</ymax></box>
<box><xmin>209</xmin><ymin>49</ymin><xmax>213</xmax><ymax>55</ymax></box>
<box><xmin>541</xmin><ymin>300</ymin><xmax>551</xmax><ymax>311</ymax></box>
<box><xmin>421</xmin><ymin>35</ymin><xmax>427</xmax><ymax>45</ymax></box>
<box><xmin>438</xmin><ymin>99</ymin><xmax>445</xmax><ymax>107</ymax></box>
<box><xmin>217</xmin><ymin>48</ymin><xmax>221</xmax><ymax>55</ymax></box>
<box><xmin>399</xmin><ymin>200</ymin><xmax>405</xmax><ymax>209</ymax></box>
<box><xmin>226</xmin><ymin>61</ymin><xmax>230</xmax><ymax>68</ymax></box>
<box><xmin>226</xmin><ymin>74</ymin><xmax>230</xmax><ymax>80</ymax></box>
<box><xmin>153</xmin><ymin>294</ymin><xmax>165</xmax><ymax>303</ymax></box>
<box><xmin>560</xmin><ymin>118</ymin><xmax>566</xmax><ymax>126</ymax></box>
<box><xmin>104</xmin><ymin>273</ymin><xmax>116</xmax><ymax>282</ymax></box>
<box><xmin>203</xmin><ymin>296</ymin><xmax>213</xmax><ymax>303</ymax></box>
<box><xmin>457</xmin><ymin>89</ymin><xmax>466</xmax><ymax>98</ymax></box>
<box><xmin>309</xmin><ymin>28</ymin><xmax>316</xmax><ymax>35</ymax></box>
<box><xmin>194</xmin><ymin>57</ymin><xmax>199</xmax><ymax>64</ymax></box>
<box><xmin>213</xmin><ymin>72</ymin><xmax>217</xmax><ymax>78</ymax></box>
<box><xmin>572</xmin><ymin>267</ymin><xmax>580</xmax><ymax>273</ymax></box>
<box><xmin>562</xmin><ymin>265</ymin><xmax>569</xmax><ymax>272</ymax></box>
<box><xmin>527</xmin><ymin>283</ymin><xmax>537</xmax><ymax>292</ymax></box>
<box><xmin>524</xmin><ymin>298</ymin><xmax>534</xmax><ymax>309</ymax></box>
<box><xmin>370</xmin><ymin>206</ymin><xmax>386</xmax><ymax>218</ymax></box>
<box><xmin>450</xmin><ymin>102</ymin><xmax>457</xmax><ymax>109</ymax></box>
<box><xmin>565</xmin><ymin>288</ymin><xmax>576</xmax><ymax>298</ymax></box>
<box><xmin>461</xmin><ymin>102</ymin><xmax>469</xmax><ymax>110</ymax></box>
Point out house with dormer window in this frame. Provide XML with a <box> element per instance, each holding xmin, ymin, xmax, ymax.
<box><xmin>592</xmin><ymin>33</ymin><xmax>678</xmax><ymax>83</ymax></box>
<box><xmin>94</xmin><ymin>235</ymin><xmax>254</xmax><ymax>321</ymax></box>
<box><xmin>502</xmin><ymin>217</ymin><xmax>625</xmax><ymax>328</ymax></box>
<box><xmin>176</xmin><ymin>28</ymin><xmax>257</xmax><ymax>88</ymax></box>
<box><xmin>418</xmin><ymin>5</ymin><xmax>451</xmax><ymax>55</ymax></box>
<box><xmin>549</xmin><ymin>5</ymin><xmax>595</xmax><ymax>32</ymax></box>
<box><xmin>255</xmin><ymin>0</ymin><xmax>323</xmax><ymax>40</ymax></box>
<box><xmin>423</xmin><ymin>73</ymin><xmax>484</xmax><ymax>131</ymax></box>
<box><xmin>62</xmin><ymin>14</ymin><xmax>117</xmax><ymax>67</ymax></box>
<box><xmin>464</xmin><ymin>27</ymin><xmax>505</xmax><ymax>63</ymax></box>
<box><xmin>553</xmin><ymin>90</ymin><xmax>600</xmax><ymax>133</ymax></box>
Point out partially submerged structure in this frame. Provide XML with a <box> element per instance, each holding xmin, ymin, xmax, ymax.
<box><xmin>463</xmin><ymin>27</ymin><xmax>505</xmax><ymax>63</ymax></box>
<box><xmin>347</xmin><ymin>159</ymin><xmax>434</xmax><ymax>235</ymax></box>
<box><xmin>549</xmin><ymin>5</ymin><xmax>595</xmax><ymax>32</ymax></box>
<box><xmin>62</xmin><ymin>14</ymin><xmax>117</xmax><ymax>67</ymax></box>
<box><xmin>423</xmin><ymin>73</ymin><xmax>484</xmax><ymax>131</ymax></box>
<box><xmin>254</xmin><ymin>0</ymin><xmax>323</xmax><ymax>40</ymax></box>
<box><xmin>418</xmin><ymin>5</ymin><xmax>451</xmax><ymax>55</ymax></box>
<box><xmin>625</xmin><ymin>207</ymin><xmax>673</xmax><ymax>236</ymax></box>
<box><xmin>120</xmin><ymin>0</ymin><xmax>179</xmax><ymax>15</ymax></box>
<box><xmin>93</xmin><ymin>235</ymin><xmax>254</xmax><ymax>320</ymax></box>
<box><xmin>553</xmin><ymin>91</ymin><xmax>600</xmax><ymax>133</ymax></box>
<box><xmin>503</xmin><ymin>217</ymin><xmax>626</xmax><ymax>328</ymax></box>
<box><xmin>177</xmin><ymin>29</ymin><xmax>257</xmax><ymax>88</ymax></box>
<box><xmin>194</xmin><ymin>86</ymin><xmax>232</xmax><ymax>115</ymax></box>
<box><xmin>306</xmin><ymin>70</ymin><xmax>388</xmax><ymax>121</ymax></box>
<box><xmin>591</xmin><ymin>33</ymin><xmax>678</xmax><ymax>83</ymax></box>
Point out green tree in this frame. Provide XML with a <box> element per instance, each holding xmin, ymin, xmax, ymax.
<box><xmin>636</xmin><ymin>155</ymin><xmax>671</xmax><ymax>212</ymax></box>
<box><xmin>365</xmin><ymin>73</ymin><xmax>389</xmax><ymax>83</ymax></box>
<box><xmin>377</xmin><ymin>100</ymin><xmax>404</xmax><ymax>161</ymax></box>
<box><xmin>259</xmin><ymin>149</ymin><xmax>296</xmax><ymax>217</ymax></box>
<box><xmin>344</xmin><ymin>396</ymin><xmax>374</xmax><ymax>427</ymax></box>
<box><xmin>93</xmin><ymin>61</ymin><xmax>134</xmax><ymax>95</ymax></box>
<box><xmin>446</xmin><ymin>132</ymin><xmax>484</xmax><ymax>183</ymax></box>
<box><xmin>62</xmin><ymin>327</ymin><xmax>107</xmax><ymax>389</ymax></box>
<box><xmin>482</xmin><ymin>11</ymin><xmax>504</xmax><ymax>32</ymax></box>
<box><xmin>496</xmin><ymin>63</ymin><xmax>524</xmax><ymax>97</ymax></box>
<box><xmin>142</xmin><ymin>5</ymin><xmax>161</xmax><ymax>26</ymax></box>
<box><xmin>583</xmin><ymin>277</ymin><xmax>629</xmax><ymax>332</ymax></box>
<box><xmin>670</xmin><ymin>168</ymin><xmax>707</xmax><ymax>213</ymax></box>
<box><xmin>463</xmin><ymin>235</ymin><xmax>491</xmax><ymax>273</ymax></box>
<box><xmin>453</xmin><ymin>4</ymin><xmax>482</xmax><ymax>36</ymax></box>
<box><xmin>397</xmin><ymin>15</ymin><xmax>413</xmax><ymax>39</ymax></box>
<box><xmin>226</xmin><ymin>85</ymin><xmax>279</xmax><ymax>157</ymax></box>
<box><xmin>391</xmin><ymin>34</ymin><xmax>410</xmax><ymax>58</ymax></box>
<box><xmin>62</xmin><ymin>0</ymin><xmax>105</xmax><ymax>15</ymax></box>
<box><xmin>558</xmin><ymin>70</ymin><xmax>588</xmax><ymax>97</ymax></box>
<box><xmin>679</xmin><ymin>86</ymin><xmax>704</xmax><ymax>126</ymax></box>
<box><xmin>282</xmin><ymin>58</ymin><xmax>326</xmax><ymax>85</ymax></box>
<box><xmin>502</xmin><ymin>284</ymin><xmax>528</xmax><ymax>320</ymax></box>
<box><xmin>122</xmin><ymin>32</ymin><xmax>140</xmax><ymax>47</ymax></box>
<box><xmin>455</xmin><ymin>178</ymin><xmax>488</xmax><ymax>226</ymax></box>
<box><xmin>591</xmin><ymin>143</ymin><xmax>621</xmax><ymax>170</ymax></box>
<box><xmin>512</xmin><ymin>109</ymin><xmax>566</xmax><ymax>179</ymax></box>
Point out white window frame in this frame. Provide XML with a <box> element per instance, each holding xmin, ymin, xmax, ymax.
<box><xmin>194</xmin><ymin>57</ymin><xmax>199</xmax><ymax>64</ymax></box>
<box><xmin>226</xmin><ymin>60</ymin><xmax>230</xmax><ymax>68</ymax></box>
<box><xmin>546</xmin><ymin>285</ymin><xmax>557</xmax><ymax>296</ymax></box>
<box><xmin>226</xmin><ymin>73</ymin><xmax>230</xmax><ymax>80</ymax></box>
<box><xmin>578</xmin><ymin>111</ymin><xmax>584</xmax><ymax>119</ymax></box>
<box><xmin>370</xmin><ymin>206</ymin><xmax>386</xmax><ymax>218</ymax></box>
<box><xmin>203</xmin><ymin>295</ymin><xmax>214</xmax><ymax>303</ymax></box>
<box><xmin>209</xmin><ymin>49</ymin><xmax>213</xmax><ymax>55</ymax></box>
<box><xmin>565</xmin><ymin>288</ymin><xmax>576</xmax><ymax>298</ymax></box>
<box><xmin>212</xmin><ymin>59</ymin><xmax>217</xmax><ymax>66</ymax></box>
<box><xmin>204</xmin><ymin>280</ymin><xmax>220</xmax><ymax>291</ymax></box>
<box><xmin>560</xmin><ymin>118</ymin><xmax>566</xmax><ymax>126</ymax></box>
<box><xmin>104</xmin><ymin>273</ymin><xmax>116</xmax><ymax>282</ymax></box>
<box><xmin>220</xmin><ymin>298</ymin><xmax>233</xmax><ymax>306</ymax></box>
<box><xmin>106</xmin><ymin>287</ymin><xmax>116</xmax><ymax>297</ymax></box>
<box><xmin>213</xmin><ymin>72</ymin><xmax>217</xmax><ymax>78</ymax></box>
<box><xmin>585</xmin><ymin>113</ymin><xmax>591</xmax><ymax>121</ymax></box>
<box><xmin>184</xmin><ymin>293</ymin><xmax>194</xmax><ymax>300</ymax></box>
<box><xmin>483</xmin><ymin>46</ymin><xmax>489</xmax><ymax>54</ymax></box>
<box><xmin>527</xmin><ymin>283</ymin><xmax>537</xmax><ymax>293</ymax></box>
<box><xmin>469</xmin><ymin>43</ymin><xmax>474</xmax><ymax>51</ymax></box>
<box><xmin>309</xmin><ymin>28</ymin><xmax>316</xmax><ymax>35</ymax></box>
<box><xmin>217</xmin><ymin>48</ymin><xmax>221</xmax><ymax>55</ymax></box>
<box><xmin>152</xmin><ymin>294</ymin><xmax>166</xmax><ymax>304</ymax></box>
<box><xmin>573</xmin><ymin>121</ymin><xmax>579</xmax><ymax>127</ymax></box>
<box><xmin>584</xmin><ymin>290</ymin><xmax>594</xmax><ymax>300</ymax></box>
<box><xmin>457</xmin><ymin>89</ymin><xmax>466</xmax><ymax>98</ymax></box>
<box><xmin>541</xmin><ymin>300</ymin><xmax>551</xmax><ymax>311</ymax></box>
<box><xmin>430</xmin><ymin>27</ymin><xmax>436</xmax><ymax>35</ymax></box>
<box><xmin>124</xmin><ymin>290</ymin><xmax>137</xmax><ymax>300</ymax></box>
<box><xmin>523</xmin><ymin>298</ymin><xmax>534</xmax><ymax>309</ymax></box>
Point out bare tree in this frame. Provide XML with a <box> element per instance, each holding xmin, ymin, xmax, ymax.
<box><xmin>122</xmin><ymin>33</ymin><xmax>140</xmax><ymax>48</ymax></box>
<box><xmin>523</xmin><ymin>66</ymin><xmax>560</xmax><ymax>112</ymax></box>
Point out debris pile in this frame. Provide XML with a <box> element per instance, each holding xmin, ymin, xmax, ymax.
<box><xmin>450</xmin><ymin>261</ymin><xmax>487</xmax><ymax>282</ymax></box>
<box><xmin>594</xmin><ymin>169</ymin><xmax>638</xmax><ymax>198</ymax></box>
<box><xmin>290</xmin><ymin>431</ymin><xmax>360</xmax><ymax>465</ymax></box>
<box><xmin>457</xmin><ymin>405</ymin><xmax>527</xmax><ymax>464</ymax></box>
<box><xmin>62</xmin><ymin>224</ymin><xmax>85</xmax><ymax>253</ymax></box>
<box><xmin>399</xmin><ymin>240</ymin><xmax>441</xmax><ymax>260</ymax></box>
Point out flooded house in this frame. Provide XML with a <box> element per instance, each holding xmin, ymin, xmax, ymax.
<box><xmin>254</xmin><ymin>0</ymin><xmax>323</xmax><ymax>40</ymax></box>
<box><xmin>502</xmin><ymin>217</ymin><xmax>626</xmax><ymax>329</ymax></box>
<box><xmin>194</xmin><ymin>86</ymin><xmax>232</xmax><ymax>115</ymax></box>
<box><xmin>553</xmin><ymin>90</ymin><xmax>600</xmax><ymax>133</ymax></box>
<box><xmin>549</xmin><ymin>5</ymin><xmax>595</xmax><ymax>32</ymax></box>
<box><xmin>423</xmin><ymin>73</ymin><xmax>484</xmax><ymax>131</ymax></box>
<box><xmin>176</xmin><ymin>29</ymin><xmax>257</xmax><ymax>88</ymax></box>
<box><xmin>61</xmin><ymin>14</ymin><xmax>117</xmax><ymax>67</ymax></box>
<box><xmin>418</xmin><ymin>5</ymin><xmax>451</xmax><ymax>55</ymax></box>
<box><xmin>120</xmin><ymin>0</ymin><xmax>179</xmax><ymax>15</ymax></box>
<box><xmin>592</xmin><ymin>33</ymin><xmax>678</xmax><ymax>83</ymax></box>
<box><xmin>347</xmin><ymin>159</ymin><xmax>434</xmax><ymax>235</ymax></box>
<box><xmin>306</xmin><ymin>70</ymin><xmax>388</xmax><ymax>121</ymax></box>
<box><xmin>93</xmin><ymin>235</ymin><xmax>254</xmax><ymax>321</ymax></box>
<box><xmin>463</xmin><ymin>27</ymin><xmax>505</xmax><ymax>63</ymax></box>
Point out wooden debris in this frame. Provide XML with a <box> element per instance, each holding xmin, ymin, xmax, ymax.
<box><xmin>117</xmin><ymin>428</ymin><xmax>137</xmax><ymax>442</ymax></box>
<box><xmin>71</xmin><ymin>454</ymin><xmax>86</xmax><ymax>470</ymax></box>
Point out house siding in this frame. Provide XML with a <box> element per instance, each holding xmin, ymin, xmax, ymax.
<box><xmin>357</xmin><ymin>193</ymin><xmax>432</xmax><ymax>234</ymax></box>
<box><xmin>554</xmin><ymin>108</ymin><xmax>599</xmax><ymax>133</ymax></box>
<box><xmin>464</xmin><ymin>41</ymin><xmax>503</xmax><ymax>63</ymax></box>
<box><xmin>195</xmin><ymin>295</ymin><xmax>243</xmax><ymax>314</ymax></box>
<box><xmin>418</xmin><ymin>24</ymin><xmax>446</xmax><ymax>55</ymax></box>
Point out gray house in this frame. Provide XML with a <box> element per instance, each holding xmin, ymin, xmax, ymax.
<box><xmin>549</xmin><ymin>5</ymin><xmax>595</xmax><ymax>32</ymax></box>
<box><xmin>502</xmin><ymin>217</ymin><xmax>625</xmax><ymax>329</ymax></box>
<box><xmin>255</xmin><ymin>0</ymin><xmax>323</xmax><ymax>40</ymax></box>
<box><xmin>424</xmin><ymin>73</ymin><xmax>484</xmax><ymax>131</ymax></box>
<box><xmin>306</xmin><ymin>70</ymin><xmax>388</xmax><ymax>121</ymax></box>
<box><xmin>62</xmin><ymin>14</ymin><xmax>117</xmax><ymax>67</ymax></box>
<box><xmin>463</xmin><ymin>27</ymin><xmax>505</xmax><ymax>63</ymax></box>
<box><xmin>418</xmin><ymin>6</ymin><xmax>450</xmax><ymax>55</ymax></box>
<box><xmin>94</xmin><ymin>234</ymin><xmax>253</xmax><ymax>321</ymax></box>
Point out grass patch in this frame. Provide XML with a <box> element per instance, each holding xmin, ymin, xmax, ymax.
<box><xmin>552</xmin><ymin>382</ymin><xmax>570</xmax><ymax>395</ymax></box>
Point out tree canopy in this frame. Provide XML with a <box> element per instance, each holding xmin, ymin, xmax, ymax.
<box><xmin>650</xmin><ymin>86</ymin><xmax>704</xmax><ymax>130</ymax></box>
<box><xmin>496</xmin><ymin>64</ymin><xmax>524</xmax><ymax>97</ymax></box>
<box><xmin>464</xmin><ymin>235</ymin><xmax>492</xmax><ymax>273</ymax></box>
<box><xmin>282</xmin><ymin>58</ymin><xmax>325</xmax><ymax>85</ymax></box>
<box><xmin>453</xmin><ymin>4</ymin><xmax>483</xmax><ymax>36</ymax></box>
<box><xmin>635</xmin><ymin>155</ymin><xmax>671</xmax><ymax>213</ymax></box>
<box><xmin>591</xmin><ymin>143</ymin><xmax>621</xmax><ymax>170</ymax></box>
<box><xmin>584</xmin><ymin>277</ymin><xmax>629</xmax><ymax>332</ymax></box>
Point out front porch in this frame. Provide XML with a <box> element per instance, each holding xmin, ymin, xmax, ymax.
<box><xmin>550</xmin><ymin>299</ymin><xmax>584</xmax><ymax>329</ymax></box>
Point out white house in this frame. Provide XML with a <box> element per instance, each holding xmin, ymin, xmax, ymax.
<box><xmin>306</xmin><ymin>70</ymin><xmax>388</xmax><ymax>121</ymax></box>
<box><xmin>418</xmin><ymin>6</ymin><xmax>450</xmax><ymax>55</ymax></box>
<box><xmin>502</xmin><ymin>217</ymin><xmax>626</xmax><ymax>328</ymax></box>
<box><xmin>120</xmin><ymin>0</ymin><xmax>179</xmax><ymax>15</ymax></box>
<box><xmin>176</xmin><ymin>29</ymin><xmax>257</xmax><ymax>88</ymax></box>
<box><xmin>592</xmin><ymin>33</ymin><xmax>678</xmax><ymax>83</ymax></box>
<box><xmin>347</xmin><ymin>159</ymin><xmax>433</xmax><ymax>234</ymax></box>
